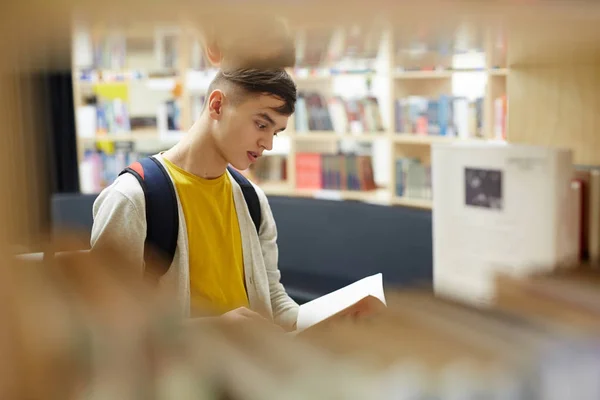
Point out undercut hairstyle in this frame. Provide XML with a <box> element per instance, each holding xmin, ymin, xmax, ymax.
<box><xmin>207</xmin><ymin>68</ymin><xmax>297</xmax><ymax>115</ymax></box>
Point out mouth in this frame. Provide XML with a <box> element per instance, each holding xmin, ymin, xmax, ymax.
<box><xmin>247</xmin><ymin>151</ymin><xmax>260</xmax><ymax>163</ymax></box>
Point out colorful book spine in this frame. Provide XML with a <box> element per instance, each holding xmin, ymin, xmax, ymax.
<box><xmin>395</xmin><ymin>95</ymin><xmax>484</xmax><ymax>138</ymax></box>
<box><xmin>395</xmin><ymin>157</ymin><xmax>432</xmax><ymax>199</ymax></box>
<box><xmin>296</xmin><ymin>153</ymin><xmax>377</xmax><ymax>191</ymax></box>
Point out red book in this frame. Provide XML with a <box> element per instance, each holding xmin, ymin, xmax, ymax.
<box><xmin>295</xmin><ymin>153</ymin><xmax>322</xmax><ymax>190</ymax></box>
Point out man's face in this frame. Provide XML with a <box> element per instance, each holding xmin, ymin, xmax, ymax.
<box><xmin>212</xmin><ymin>93</ymin><xmax>289</xmax><ymax>171</ymax></box>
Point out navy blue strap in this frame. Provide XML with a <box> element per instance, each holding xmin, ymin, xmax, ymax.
<box><xmin>227</xmin><ymin>166</ymin><xmax>262</xmax><ymax>235</ymax></box>
<box><xmin>119</xmin><ymin>159</ymin><xmax>261</xmax><ymax>281</ymax></box>
<box><xmin>120</xmin><ymin>156</ymin><xmax>179</xmax><ymax>280</ymax></box>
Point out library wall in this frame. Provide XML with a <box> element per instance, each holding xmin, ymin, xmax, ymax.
<box><xmin>507</xmin><ymin>65</ymin><xmax>600</xmax><ymax>166</ymax></box>
<box><xmin>0</xmin><ymin>70</ymin><xmax>51</xmax><ymax>250</ymax></box>
<box><xmin>0</xmin><ymin>72</ymin><xmax>17</xmax><ymax>247</ymax></box>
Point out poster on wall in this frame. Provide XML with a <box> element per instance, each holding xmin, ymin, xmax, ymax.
<box><xmin>464</xmin><ymin>167</ymin><xmax>503</xmax><ymax>210</ymax></box>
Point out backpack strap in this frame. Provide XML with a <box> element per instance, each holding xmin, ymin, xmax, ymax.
<box><xmin>119</xmin><ymin>156</ymin><xmax>179</xmax><ymax>280</ymax></box>
<box><xmin>118</xmin><ymin>159</ymin><xmax>261</xmax><ymax>281</ymax></box>
<box><xmin>227</xmin><ymin>166</ymin><xmax>262</xmax><ymax>234</ymax></box>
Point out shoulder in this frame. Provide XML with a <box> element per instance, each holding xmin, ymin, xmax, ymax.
<box><xmin>94</xmin><ymin>173</ymin><xmax>146</xmax><ymax>214</ymax></box>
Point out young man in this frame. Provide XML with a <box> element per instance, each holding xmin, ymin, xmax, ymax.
<box><xmin>90</xmin><ymin>68</ymin><xmax>299</xmax><ymax>331</ymax></box>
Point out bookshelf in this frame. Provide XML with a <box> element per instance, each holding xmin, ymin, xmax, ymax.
<box><xmin>71</xmin><ymin>23</ymin><xmax>509</xmax><ymax>210</ymax></box>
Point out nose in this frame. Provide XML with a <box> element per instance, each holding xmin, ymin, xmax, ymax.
<box><xmin>259</xmin><ymin>134</ymin><xmax>274</xmax><ymax>152</ymax></box>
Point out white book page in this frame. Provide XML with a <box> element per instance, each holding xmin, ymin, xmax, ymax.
<box><xmin>296</xmin><ymin>273</ymin><xmax>386</xmax><ymax>331</ymax></box>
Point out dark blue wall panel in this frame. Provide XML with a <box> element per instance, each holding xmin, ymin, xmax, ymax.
<box><xmin>268</xmin><ymin>196</ymin><xmax>433</xmax><ymax>302</ymax></box>
<box><xmin>50</xmin><ymin>193</ymin><xmax>433</xmax><ymax>303</ymax></box>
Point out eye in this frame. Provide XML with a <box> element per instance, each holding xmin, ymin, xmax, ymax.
<box><xmin>256</xmin><ymin>121</ymin><xmax>267</xmax><ymax>130</ymax></box>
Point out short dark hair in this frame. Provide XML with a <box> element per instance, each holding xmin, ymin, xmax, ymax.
<box><xmin>207</xmin><ymin>68</ymin><xmax>297</xmax><ymax>115</ymax></box>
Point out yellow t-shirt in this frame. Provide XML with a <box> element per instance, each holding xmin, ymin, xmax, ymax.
<box><xmin>163</xmin><ymin>158</ymin><xmax>249</xmax><ymax>316</ymax></box>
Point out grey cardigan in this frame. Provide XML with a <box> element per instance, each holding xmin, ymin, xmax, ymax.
<box><xmin>90</xmin><ymin>153</ymin><xmax>299</xmax><ymax>330</ymax></box>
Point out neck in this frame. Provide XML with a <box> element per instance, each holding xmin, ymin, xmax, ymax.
<box><xmin>163</xmin><ymin>114</ymin><xmax>229</xmax><ymax>179</ymax></box>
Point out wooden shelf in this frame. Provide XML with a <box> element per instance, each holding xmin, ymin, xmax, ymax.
<box><xmin>395</xmin><ymin>70</ymin><xmax>455</xmax><ymax>79</ymax></box>
<box><xmin>292</xmin><ymin>72</ymin><xmax>375</xmax><ymax>82</ymax></box>
<box><xmin>79</xmin><ymin>129</ymin><xmax>184</xmax><ymax>143</ymax></box>
<box><xmin>293</xmin><ymin>132</ymin><xmax>387</xmax><ymax>141</ymax></box>
<box><xmin>262</xmin><ymin>187</ymin><xmax>390</xmax><ymax>204</ymax></box>
<box><xmin>292</xmin><ymin>75</ymin><xmax>333</xmax><ymax>83</ymax></box>
<box><xmin>296</xmin><ymin>188</ymin><xmax>389</xmax><ymax>205</ymax></box>
<box><xmin>395</xmin><ymin>69</ymin><xmax>506</xmax><ymax>79</ymax></box>
<box><xmin>489</xmin><ymin>68</ymin><xmax>509</xmax><ymax>77</ymax></box>
<box><xmin>259</xmin><ymin>182</ymin><xmax>293</xmax><ymax>196</ymax></box>
<box><xmin>294</xmin><ymin>68</ymin><xmax>504</xmax><ymax>81</ymax></box>
<box><xmin>392</xmin><ymin>196</ymin><xmax>433</xmax><ymax>210</ymax></box>
<box><xmin>393</xmin><ymin>134</ymin><xmax>483</xmax><ymax>145</ymax></box>
<box><xmin>72</xmin><ymin>25</ymin><xmax>512</xmax><ymax>211</ymax></box>
<box><xmin>261</xmin><ymin>186</ymin><xmax>432</xmax><ymax>210</ymax></box>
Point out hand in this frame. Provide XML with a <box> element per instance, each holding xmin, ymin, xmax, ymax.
<box><xmin>221</xmin><ymin>307</ymin><xmax>266</xmax><ymax>323</ymax></box>
<box><xmin>220</xmin><ymin>307</ymin><xmax>284</xmax><ymax>333</ymax></box>
<box><xmin>334</xmin><ymin>296</ymin><xmax>385</xmax><ymax>323</ymax></box>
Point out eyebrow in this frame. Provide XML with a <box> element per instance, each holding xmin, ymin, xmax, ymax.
<box><xmin>256</xmin><ymin>112</ymin><xmax>276</xmax><ymax>126</ymax></box>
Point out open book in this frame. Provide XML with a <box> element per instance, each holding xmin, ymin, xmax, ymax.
<box><xmin>295</xmin><ymin>273</ymin><xmax>387</xmax><ymax>333</ymax></box>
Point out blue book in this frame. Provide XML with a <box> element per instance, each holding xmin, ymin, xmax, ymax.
<box><xmin>438</xmin><ymin>95</ymin><xmax>450</xmax><ymax>136</ymax></box>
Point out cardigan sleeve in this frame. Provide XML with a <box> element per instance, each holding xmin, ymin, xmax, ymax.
<box><xmin>254</xmin><ymin>186</ymin><xmax>300</xmax><ymax>331</ymax></box>
<box><xmin>90</xmin><ymin>174</ymin><xmax>147</xmax><ymax>275</ymax></box>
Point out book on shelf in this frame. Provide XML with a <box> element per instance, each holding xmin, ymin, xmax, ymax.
<box><xmin>247</xmin><ymin>155</ymin><xmax>287</xmax><ymax>183</ymax></box>
<box><xmin>331</xmin><ymin>25</ymin><xmax>382</xmax><ymax>61</ymax></box>
<box><xmin>294</xmin><ymin>25</ymin><xmax>382</xmax><ymax>68</ymax></box>
<box><xmin>95</xmin><ymin>98</ymin><xmax>131</xmax><ymax>135</ymax></box>
<box><xmin>78</xmin><ymin>27</ymin><xmax>180</xmax><ymax>73</ymax></box>
<box><xmin>155</xmin><ymin>31</ymin><xmax>179</xmax><ymax>70</ymax></box>
<box><xmin>78</xmin><ymin>69</ymin><xmax>148</xmax><ymax>83</ymax></box>
<box><xmin>76</xmin><ymin>104</ymin><xmax>97</xmax><ymax>139</ymax></box>
<box><xmin>129</xmin><ymin>116</ymin><xmax>158</xmax><ymax>131</ymax></box>
<box><xmin>92</xmin><ymin>33</ymin><xmax>126</xmax><ymax>71</ymax></box>
<box><xmin>77</xmin><ymin>89</ymin><xmax>134</xmax><ymax>137</ymax></box>
<box><xmin>79</xmin><ymin>142</ymin><xmax>157</xmax><ymax>193</ymax></box>
<box><xmin>294</xmin><ymin>28</ymin><xmax>334</xmax><ymax>67</ymax></box>
<box><xmin>575</xmin><ymin>167</ymin><xmax>600</xmax><ymax>265</ymax></box>
<box><xmin>395</xmin><ymin>157</ymin><xmax>432</xmax><ymax>200</ymax></box>
<box><xmin>77</xmin><ymin>93</ymin><xmax>183</xmax><ymax>138</ymax></box>
<box><xmin>157</xmin><ymin>99</ymin><xmax>182</xmax><ymax>132</ymax></box>
<box><xmin>431</xmin><ymin>142</ymin><xmax>581</xmax><ymax>306</ymax></box>
<box><xmin>591</xmin><ymin>170</ymin><xmax>600</xmax><ymax>265</ymax></box>
<box><xmin>291</xmin><ymin>66</ymin><xmax>377</xmax><ymax>78</ymax></box>
<box><xmin>295</xmin><ymin>153</ymin><xmax>377</xmax><ymax>192</ymax></box>
<box><xmin>295</xmin><ymin>92</ymin><xmax>384</xmax><ymax>134</ymax></box>
<box><xmin>571</xmin><ymin>179</ymin><xmax>584</xmax><ymax>262</ymax></box>
<box><xmin>395</xmin><ymin>95</ymin><xmax>483</xmax><ymax>138</ymax></box>
<box><xmin>295</xmin><ymin>92</ymin><xmax>333</xmax><ymax>132</ymax></box>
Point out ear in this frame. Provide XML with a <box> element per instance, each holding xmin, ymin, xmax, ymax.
<box><xmin>207</xmin><ymin>90</ymin><xmax>225</xmax><ymax>120</ymax></box>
